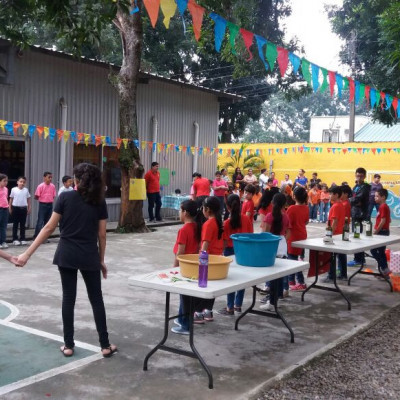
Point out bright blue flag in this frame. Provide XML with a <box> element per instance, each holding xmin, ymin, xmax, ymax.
<box><xmin>289</xmin><ymin>53</ymin><xmax>301</xmax><ymax>74</ymax></box>
<box><xmin>311</xmin><ymin>64</ymin><xmax>320</xmax><ymax>92</ymax></box>
<box><xmin>130</xmin><ymin>0</ymin><xmax>139</xmax><ymax>14</ymax></box>
<box><xmin>176</xmin><ymin>0</ymin><xmax>188</xmax><ymax>15</ymax></box>
<box><xmin>28</xmin><ymin>125</ymin><xmax>36</xmax><ymax>137</ymax></box>
<box><xmin>70</xmin><ymin>131</ymin><xmax>77</xmax><ymax>142</ymax></box>
<box><xmin>255</xmin><ymin>35</ymin><xmax>268</xmax><ymax>71</ymax></box>
<box><xmin>370</xmin><ymin>88</ymin><xmax>376</xmax><ymax>108</ymax></box>
<box><xmin>385</xmin><ymin>94</ymin><xmax>393</xmax><ymax>110</ymax></box>
<box><xmin>133</xmin><ymin>139</ymin><xmax>139</xmax><ymax>147</ymax></box>
<box><xmin>355</xmin><ymin>81</ymin><xmax>360</xmax><ymax>105</ymax></box>
<box><xmin>49</xmin><ymin>128</ymin><xmax>56</xmax><ymax>141</ymax></box>
<box><xmin>106</xmin><ymin>137</ymin><xmax>112</xmax><ymax>146</ymax></box>
<box><xmin>152</xmin><ymin>143</ymin><xmax>157</xmax><ymax>153</ymax></box>
<box><xmin>5</xmin><ymin>122</ymin><xmax>13</xmax><ymax>135</ymax></box>
<box><xmin>336</xmin><ymin>74</ymin><xmax>343</xmax><ymax>98</ymax></box>
<box><xmin>209</xmin><ymin>13</ymin><xmax>227</xmax><ymax>52</ymax></box>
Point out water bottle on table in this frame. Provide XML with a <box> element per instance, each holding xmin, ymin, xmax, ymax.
<box><xmin>198</xmin><ymin>250</ymin><xmax>209</xmax><ymax>288</ymax></box>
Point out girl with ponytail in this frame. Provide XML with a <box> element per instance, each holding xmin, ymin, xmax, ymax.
<box><xmin>217</xmin><ymin>194</ymin><xmax>253</xmax><ymax>316</ymax></box>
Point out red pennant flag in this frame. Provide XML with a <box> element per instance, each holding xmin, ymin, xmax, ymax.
<box><xmin>327</xmin><ymin>148</ymin><xmax>331</xmax><ymax>153</ymax></box>
<box><xmin>371</xmin><ymin>148</ymin><xmax>376</xmax><ymax>155</ymax></box>
<box><xmin>342</xmin><ymin>149</ymin><xmax>347</xmax><ymax>154</ymax></box>
<box><xmin>328</xmin><ymin>71</ymin><xmax>336</xmax><ymax>97</ymax></box>
<box><xmin>12</xmin><ymin>122</ymin><xmax>21</xmax><ymax>134</ymax></box>
<box><xmin>77</xmin><ymin>133</ymin><xmax>84</xmax><ymax>144</ymax></box>
<box><xmin>277</xmin><ymin>47</ymin><xmax>289</xmax><ymax>77</ymax></box>
<box><xmin>380</xmin><ymin>91</ymin><xmax>386</xmax><ymax>110</ymax></box>
<box><xmin>188</xmin><ymin>0</ymin><xmax>205</xmax><ymax>41</ymax></box>
<box><xmin>56</xmin><ymin>129</ymin><xmax>64</xmax><ymax>141</ymax></box>
<box><xmin>348</xmin><ymin>77</ymin><xmax>355</xmax><ymax>102</ymax></box>
<box><xmin>239</xmin><ymin>28</ymin><xmax>254</xmax><ymax>61</ymax></box>
<box><xmin>357</xmin><ymin>148</ymin><xmax>362</xmax><ymax>154</ymax></box>
<box><xmin>143</xmin><ymin>0</ymin><xmax>161</xmax><ymax>28</ymax></box>
<box><xmin>95</xmin><ymin>135</ymin><xmax>102</xmax><ymax>147</ymax></box>
<box><xmin>365</xmin><ymin>85</ymin><xmax>370</xmax><ymax>108</ymax></box>
<box><xmin>36</xmin><ymin>126</ymin><xmax>44</xmax><ymax>138</ymax></box>
<box><xmin>392</xmin><ymin>97</ymin><xmax>398</xmax><ymax>118</ymax></box>
<box><xmin>116</xmin><ymin>138</ymin><xmax>122</xmax><ymax>150</ymax></box>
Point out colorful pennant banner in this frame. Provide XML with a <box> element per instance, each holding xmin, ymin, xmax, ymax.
<box><xmin>139</xmin><ymin>0</ymin><xmax>400</xmax><ymax>117</ymax></box>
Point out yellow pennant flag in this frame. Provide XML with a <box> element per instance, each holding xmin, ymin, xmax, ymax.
<box><xmin>191</xmin><ymin>146</ymin><xmax>195</xmax><ymax>155</ymax></box>
<box><xmin>157</xmin><ymin>143</ymin><xmax>162</xmax><ymax>153</ymax></box>
<box><xmin>101</xmin><ymin>136</ymin><xmax>107</xmax><ymax>147</ymax></box>
<box><xmin>160</xmin><ymin>0</ymin><xmax>176</xmax><ymax>28</ymax></box>
<box><xmin>141</xmin><ymin>140</ymin><xmax>146</xmax><ymax>150</ymax></box>
<box><xmin>122</xmin><ymin>139</ymin><xmax>129</xmax><ymax>149</ymax></box>
<box><xmin>84</xmin><ymin>134</ymin><xmax>91</xmax><ymax>146</ymax></box>
<box><xmin>0</xmin><ymin>120</ymin><xmax>6</xmax><ymax>133</ymax></box>
<box><xmin>63</xmin><ymin>131</ymin><xmax>70</xmax><ymax>143</ymax></box>
<box><xmin>21</xmin><ymin>124</ymin><xmax>28</xmax><ymax>136</ymax></box>
<box><xmin>44</xmin><ymin>127</ymin><xmax>50</xmax><ymax>139</ymax></box>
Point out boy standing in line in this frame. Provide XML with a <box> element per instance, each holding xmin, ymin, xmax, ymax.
<box><xmin>371</xmin><ymin>189</ymin><xmax>391</xmax><ymax>276</ymax></box>
<box><xmin>9</xmin><ymin>176</ymin><xmax>31</xmax><ymax>246</ymax></box>
<box><xmin>34</xmin><ymin>171</ymin><xmax>56</xmax><ymax>239</ymax></box>
<box><xmin>58</xmin><ymin>175</ymin><xmax>74</xmax><ymax>195</ymax></box>
<box><xmin>241</xmin><ymin>184</ymin><xmax>256</xmax><ymax>224</ymax></box>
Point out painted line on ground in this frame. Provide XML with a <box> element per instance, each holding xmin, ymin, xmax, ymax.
<box><xmin>0</xmin><ymin>300</ymin><xmax>20</xmax><ymax>322</ymax></box>
<box><xmin>0</xmin><ymin>353</ymin><xmax>103</xmax><ymax>396</ymax></box>
<box><xmin>0</xmin><ymin>318</ymin><xmax>104</xmax><ymax>395</ymax></box>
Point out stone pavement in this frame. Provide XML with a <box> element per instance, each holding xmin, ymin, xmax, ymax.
<box><xmin>0</xmin><ymin>222</ymin><xmax>399</xmax><ymax>399</ymax></box>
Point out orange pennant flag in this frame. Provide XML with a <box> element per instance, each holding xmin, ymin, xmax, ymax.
<box><xmin>13</xmin><ymin>122</ymin><xmax>21</xmax><ymax>134</ymax></box>
<box><xmin>36</xmin><ymin>126</ymin><xmax>44</xmax><ymax>138</ymax></box>
<box><xmin>143</xmin><ymin>0</ymin><xmax>161</xmax><ymax>28</ymax></box>
<box><xmin>116</xmin><ymin>138</ymin><xmax>122</xmax><ymax>150</ymax></box>
<box><xmin>95</xmin><ymin>135</ymin><xmax>102</xmax><ymax>147</ymax></box>
<box><xmin>188</xmin><ymin>0</ymin><xmax>205</xmax><ymax>41</ymax></box>
<box><xmin>56</xmin><ymin>129</ymin><xmax>64</xmax><ymax>141</ymax></box>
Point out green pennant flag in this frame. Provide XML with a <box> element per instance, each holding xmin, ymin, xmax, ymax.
<box><xmin>320</xmin><ymin>68</ymin><xmax>328</xmax><ymax>93</ymax></box>
<box><xmin>343</xmin><ymin>77</ymin><xmax>349</xmax><ymax>90</ymax></box>
<box><xmin>359</xmin><ymin>83</ymin><xmax>365</xmax><ymax>104</ymax></box>
<box><xmin>266</xmin><ymin>42</ymin><xmax>278</xmax><ymax>70</ymax></box>
<box><xmin>301</xmin><ymin>59</ymin><xmax>312</xmax><ymax>86</ymax></box>
<box><xmin>227</xmin><ymin>22</ymin><xmax>240</xmax><ymax>55</ymax></box>
<box><xmin>382</xmin><ymin>148</ymin><xmax>387</xmax><ymax>154</ymax></box>
<box><xmin>375</xmin><ymin>92</ymin><xmax>381</xmax><ymax>108</ymax></box>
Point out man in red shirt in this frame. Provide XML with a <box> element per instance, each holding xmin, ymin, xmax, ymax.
<box><xmin>371</xmin><ymin>188</ymin><xmax>391</xmax><ymax>276</ymax></box>
<box><xmin>192</xmin><ymin>172</ymin><xmax>211</xmax><ymax>208</ymax></box>
<box><xmin>144</xmin><ymin>162</ymin><xmax>162</xmax><ymax>222</ymax></box>
<box><xmin>325</xmin><ymin>186</ymin><xmax>346</xmax><ymax>282</ymax></box>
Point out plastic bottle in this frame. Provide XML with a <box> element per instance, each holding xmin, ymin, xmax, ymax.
<box><xmin>342</xmin><ymin>217</ymin><xmax>350</xmax><ymax>241</ymax></box>
<box><xmin>198</xmin><ymin>250</ymin><xmax>209</xmax><ymax>288</ymax></box>
<box><xmin>354</xmin><ymin>221</ymin><xmax>361</xmax><ymax>239</ymax></box>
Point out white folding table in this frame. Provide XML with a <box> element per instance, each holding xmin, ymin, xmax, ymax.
<box><xmin>129</xmin><ymin>258</ymin><xmax>309</xmax><ymax>389</ymax></box>
<box><xmin>292</xmin><ymin>234</ymin><xmax>400</xmax><ymax>310</ymax></box>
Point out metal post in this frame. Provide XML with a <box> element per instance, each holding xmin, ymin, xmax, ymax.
<box><xmin>193</xmin><ymin>122</ymin><xmax>199</xmax><ymax>173</ymax></box>
<box><xmin>151</xmin><ymin>116</ymin><xmax>158</xmax><ymax>163</ymax></box>
<box><xmin>59</xmin><ymin>98</ymin><xmax>68</xmax><ymax>185</ymax></box>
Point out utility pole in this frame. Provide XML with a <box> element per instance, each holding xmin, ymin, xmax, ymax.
<box><xmin>348</xmin><ymin>30</ymin><xmax>357</xmax><ymax>142</ymax></box>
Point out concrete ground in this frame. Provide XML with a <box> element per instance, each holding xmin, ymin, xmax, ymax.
<box><xmin>0</xmin><ymin>222</ymin><xmax>399</xmax><ymax>400</ymax></box>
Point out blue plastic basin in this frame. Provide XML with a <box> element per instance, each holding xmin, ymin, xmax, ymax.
<box><xmin>230</xmin><ymin>232</ymin><xmax>281</xmax><ymax>267</ymax></box>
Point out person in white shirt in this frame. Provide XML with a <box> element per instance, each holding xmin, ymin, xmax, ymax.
<box><xmin>259</xmin><ymin>168</ymin><xmax>269</xmax><ymax>192</ymax></box>
<box><xmin>280</xmin><ymin>174</ymin><xmax>293</xmax><ymax>189</ymax></box>
<box><xmin>221</xmin><ymin>168</ymin><xmax>230</xmax><ymax>183</ymax></box>
<box><xmin>58</xmin><ymin>175</ymin><xmax>74</xmax><ymax>196</ymax></box>
<box><xmin>9</xmin><ymin>176</ymin><xmax>31</xmax><ymax>246</ymax></box>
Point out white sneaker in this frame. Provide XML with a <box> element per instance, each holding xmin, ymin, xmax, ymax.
<box><xmin>12</xmin><ymin>240</ymin><xmax>21</xmax><ymax>246</ymax></box>
<box><xmin>1</xmin><ymin>242</ymin><xmax>8</xmax><ymax>249</ymax></box>
<box><xmin>20</xmin><ymin>241</ymin><xmax>28</xmax><ymax>245</ymax></box>
<box><xmin>260</xmin><ymin>300</ymin><xmax>274</xmax><ymax>311</ymax></box>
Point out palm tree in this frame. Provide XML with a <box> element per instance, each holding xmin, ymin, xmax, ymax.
<box><xmin>223</xmin><ymin>144</ymin><xmax>266</xmax><ymax>177</ymax></box>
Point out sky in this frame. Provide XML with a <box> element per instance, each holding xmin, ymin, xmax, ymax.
<box><xmin>284</xmin><ymin>0</ymin><xmax>346</xmax><ymax>74</ymax></box>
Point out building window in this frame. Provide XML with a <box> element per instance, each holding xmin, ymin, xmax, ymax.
<box><xmin>322</xmin><ymin>129</ymin><xmax>339</xmax><ymax>142</ymax></box>
<box><xmin>73</xmin><ymin>145</ymin><xmax>121</xmax><ymax>198</ymax></box>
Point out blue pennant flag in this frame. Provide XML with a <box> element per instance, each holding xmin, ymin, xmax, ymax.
<box><xmin>255</xmin><ymin>35</ymin><xmax>268</xmax><ymax>71</ymax></box>
<box><xmin>209</xmin><ymin>13</ymin><xmax>227</xmax><ymax>52</ymax></box>
<box><xmin>5</xmin><ymin>121</ymin><xmax>13</xmax><ymax>135</ymax></box>
<box><xmin>289</xmin><ymin>53</ymin><xmax>301</xmax><ymax>74</ymax></box>
<box><xmin>385</xmin><ymin>94</ymin><xmax>393</xmax><ymax>110</ymax></box>
<box><xmin>133</xmin><ymin>139</ymin><xmax>139</xmax><ymax>147</ymax></box>
<box><xmin>152</xmin><ymin>143</ymin><xmax>157</xmax><ymax>153</ymax></box>
<box><xmin>130</xmin><ymin>0</ymin><xmax>139</xmax><ymax>14</ymax></box>
<box><xmin>70</xmin><ymin>131</ymin><xmax>77</xmax><ymax>142</ymax></box>
<box><xmin>336</xmin><ymin>74</ymin><xmax>343</xmax><ymax>99</ymax></box>
<box><xmin>106</xmin><ymin>137</ymin><xmax>112</xmax><ymax>146</ymax></box>
<box><xmin>370</xmin><ymin>88</ymin><xmax>376</xmax><ymax>108</ymax></box>
<box><xmin>311</xmin><ymin>64</ymin><xmax>320</xmax><ymax>92</ymax></box>
<box><xmin>49</xmin><ymin>128</ymin><xmax>56</xmax><ymax>141</ymax></box>
<box><xmin>28</xmin><ymin>124</ymin><xmax>36</xmax><ymax>137</ymax></box>
<box><xmin>355</xmin><ymin>81</ymin><xmax>360</xmax><ymax>105</ymax></box>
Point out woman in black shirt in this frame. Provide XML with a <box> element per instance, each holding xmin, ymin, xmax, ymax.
<box><xmin>16</xmin><ymin>163</ymin><xmax>117</xmax><ymax>358</ymax></box>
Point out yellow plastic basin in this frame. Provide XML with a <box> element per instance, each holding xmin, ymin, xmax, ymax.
<box><xmin>177</xmin><ymin>254</ymin><xmax>233</xmax><ymax>280</ymax></box>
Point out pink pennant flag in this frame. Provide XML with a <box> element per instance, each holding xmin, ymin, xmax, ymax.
<box><xmin>328</xmin><ymin>71</ymin><xmax>336</xmax><ymax>97</ymax></box>
<box><xmin>277</xmin><ymin>47</ymin><xmax>289</xmax><ymax>77</ymax></box>
<box><xmin>239</xmin><ymin>28</ymin><xmax>254</xmax><ymax>61</ymax></box>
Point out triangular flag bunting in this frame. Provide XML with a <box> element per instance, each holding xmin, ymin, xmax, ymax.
<box><xmin>227</xmin><ymin>22</ymin><xmax>240</xmax><ymax>55</ymax></box>
<box><xmin>160</xmin><ymin>0</ymin><xmax>176</xmax><ymax>28</ymax></box>
<box><xmin>277</xmin><ymin>47</ymin><xmax>289</xmax><ymax>77</ymax></box>
<box><xmin>143</xmin><ymin>0</ymin><xmax>160</xmax><ymax>28</ymax></box>
<box><xmin>209</xmin><ymin>13</ymin><xmax>227</xmax><ymax>52</ymax></box>
<box><xmin>187</xmin><ymin>0</ymin><xmax>205</xmax><ymax>41</ymax></box>
<box><xmin>239</xmin><ymin>28</ymin><xmax>254</xmax><ymax>61</ymax></box>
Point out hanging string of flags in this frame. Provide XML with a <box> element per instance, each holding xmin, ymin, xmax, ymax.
<box><xmin>137</xmin><ymin>0</ymin><xmax>400</xmax><ymax>118</ymax></box>
<box><xmin>0</xmin><ymin>119</ymin><xmax>219</xmax><ymax>155</ymax></box>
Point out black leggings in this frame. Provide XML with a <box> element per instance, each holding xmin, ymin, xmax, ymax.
<box><xmin>58</xmin><ymin>267</ymin><xmax>110</xmax><ymax>349</ymax></box>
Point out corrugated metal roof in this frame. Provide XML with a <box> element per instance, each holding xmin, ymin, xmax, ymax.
<box><xmin>355</xmin><ymin>122</ymin><xmax>400</xmax><ymax>142</ymax></box>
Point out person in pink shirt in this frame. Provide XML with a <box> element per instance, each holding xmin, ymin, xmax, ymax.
<box><xmin>0</xmin><ymin>174</ymin><xmax>9</xmax><ymax>248</ymax></box>
<box><xmin>34</xmin><ymin>171</ymin><xmax>56</xmax><ymax>239</ymax></box>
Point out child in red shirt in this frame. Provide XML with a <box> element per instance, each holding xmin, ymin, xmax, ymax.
<box><xmin>341</xmin><ymin>185</ymin><xmax>352</xmax><ymax>223</ymax></box>
<box><xmin>287</xmin><ymin>187</ymin><xmax>309</xmax><ymax>291</ymax></box>
<box><xmin>217</xmin><ymin>194</ymin><xmax>253</xmax><ymax>316</ymax></box>
<box><xmin>257</xmin><ymin>187</ymin><xmax>279</xmax><ymax>231</ymax></box>
<box><xmin>371</xmin><ymin>189</ymin><xmax>391</xmax><ymax>276</ymax></box>
<box><xmin>326</xmin><ymin>186</ymin><xmax>347</xmax><ymax>281</ymax></box>
<box><xmin>241</xmin><ymin>184</ymin><xmax>256</xmax><ymax>222</ymax></box>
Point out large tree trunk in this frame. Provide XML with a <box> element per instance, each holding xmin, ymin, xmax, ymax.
<box><xmin>115</xmin><ymin>5</ymin><xmax>149</xmax><ymax>233</ymax></box>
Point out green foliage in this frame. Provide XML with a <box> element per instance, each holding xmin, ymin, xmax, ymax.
<box><xmin>327</xmin><ymin>0</ymin><xmax>400</xmax><ymax>125</ymax></box>
<box><xmin>223</xmin><ymin>143</ymin><xmax>265</xmax><ymax>175</ymax></box>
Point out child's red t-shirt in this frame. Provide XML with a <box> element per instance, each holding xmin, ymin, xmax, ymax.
<box><xmin>328</xmin><ymin>202</ymin><xmax>345</xmax><ymax>235</ymax></box>
<box><xmin>287</xmin><ymin>204</ymin><xmax>309</xmax><ymax>256</ymax></box>
<box><xmin>173</xmin><ymin>222</ymin><xmax>199</xmax><ymax>254</ymax></box>
<box><xmin>201</xmin><ymin>218</ymin><xmax>223</xmax><ymax>255</ymax></box>
<box><xmin>341</xmin><ymin>199</ymin><xmax>351</xmax><ymax>221</ymax></box>
<box><xmin>241</xmin><ymin>199</ymin><xmax>255</xmax><ymax>221</ymax></box>
<box><xmin>223</xmin><ymin>215</ymin><xmax>253</xmax><ymax>248</ymax></box>
<box><xmin>375</xmin><ymin>203</ymin><xmax>391</xmax><ymax>231</ymax></box>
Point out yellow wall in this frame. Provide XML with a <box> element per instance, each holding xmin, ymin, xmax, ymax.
<box><xmin>218</xmin><ymin>142</ymin><xmax>400</xmax><ymax>195</ymax></box>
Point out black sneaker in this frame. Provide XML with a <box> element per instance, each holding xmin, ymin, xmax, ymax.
<box><xmin>216</xmin><ymin>308</ymin><xmax>234</xmax><ymax>316</ymax></box>
<box><xmin>234</xmin><ymin>306</ymin><xmax>242</xmax><ymax>314</ymax></box>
